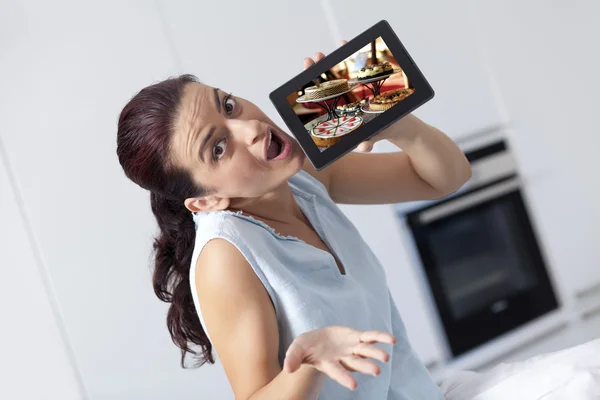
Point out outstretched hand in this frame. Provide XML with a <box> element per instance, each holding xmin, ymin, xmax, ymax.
<box><xmin>283</xmin><ymin>325</ymin><xmax>396</xmax><ymax>391</ymax></box>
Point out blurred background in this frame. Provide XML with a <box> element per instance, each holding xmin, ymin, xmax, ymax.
<box><xmin>1</xmin><ymin>0</ymin><xmax>599</xmax><ymax>399</ymax></box>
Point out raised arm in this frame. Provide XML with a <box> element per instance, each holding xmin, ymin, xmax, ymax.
<box><xmin>314</xmin><ymin>114</ymin><xmax>472</xmax><ymax>204</ymax></box>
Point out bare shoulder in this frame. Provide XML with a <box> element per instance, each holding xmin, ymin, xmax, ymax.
<box><xmin>195</xmin><ymin>237</ymin><xmax>252</xmax><ymax>284</ymax></box>
<box><xmin>194</xmin><ymin>238</ymin><xmax>280</xmax><ymax>399</ymax></box>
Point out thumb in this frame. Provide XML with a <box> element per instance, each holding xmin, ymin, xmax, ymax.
<box><xmin>357</xmin><ymin>140</ymin><xmax>374</xmax><ymax>153</ymax></box>
<box><xmin>283</xmin><ymin>341</ymin><xmax>304</xmax><ymax>373</ymax></box>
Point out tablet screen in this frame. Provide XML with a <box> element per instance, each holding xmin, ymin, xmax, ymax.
<box><xmin>287</xmin><ymin>37</ymin><xmax>415</xmax><ymax>152</ymax></box>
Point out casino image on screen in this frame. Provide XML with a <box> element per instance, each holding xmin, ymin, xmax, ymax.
<box><xmin>286</xmin><ymin>37</ymin><xmax>414</xmax><ymax>152</ymax></box>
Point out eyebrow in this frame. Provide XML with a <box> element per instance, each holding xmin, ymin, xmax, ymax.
<box><xmin>198</xmin><ymin>125</ymin><xmax>216</xmax><ymax>163</ymax></box>
<box><xmin>213</xmin><ymin>88</ymin><xmax>221</xmax><ymax>113</ymax></box>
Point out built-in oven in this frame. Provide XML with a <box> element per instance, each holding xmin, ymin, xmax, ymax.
<box><xmin>400</xmin><ymin>135</ymin><xmax>559</xmax><ymax>358</ymax></box>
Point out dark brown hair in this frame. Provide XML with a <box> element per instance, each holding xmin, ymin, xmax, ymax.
<box><xmin>116</xmin><ymin>74</ymin><xmax>214</xmax><ymax>367</ymax></box>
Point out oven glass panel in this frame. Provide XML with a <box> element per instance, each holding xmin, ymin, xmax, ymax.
<box><xmin>425</xmin><ymin>195</ymin><xmax>539</xmax><ymax>320</ymax></box>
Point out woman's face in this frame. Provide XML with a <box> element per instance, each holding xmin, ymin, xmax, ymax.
<box><xmin>171</xmin><ymin>82</ymin><xmax>306</xmax><ymax>210</ymax></box>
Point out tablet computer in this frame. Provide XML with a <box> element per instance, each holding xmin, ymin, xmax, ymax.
<box><xmin>269</xmin><ymin>20</ymin><xmax>434</xmax><ymax>170</ymax></box>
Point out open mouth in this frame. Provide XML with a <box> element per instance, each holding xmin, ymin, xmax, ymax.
<box><xmin>265</xmin><ymin>128</ymin><xmax>290</xmax><ymax>161</ymax></box>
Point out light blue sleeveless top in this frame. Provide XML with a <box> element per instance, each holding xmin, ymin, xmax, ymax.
<box><xmin>189</xmin><ymin>169</ymin><xmax>444</xmax><ymax>399</ymax></box>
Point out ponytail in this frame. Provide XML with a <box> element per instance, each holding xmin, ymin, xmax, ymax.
<box><xmin>150</xmin><ymin>191</ymin><xmax>214</xmax><ymax>367</ymax></box>
<box><xmin>116</xmin><ymin>73</ymin><xmax>213</xmax><ymax>368</ymax></box>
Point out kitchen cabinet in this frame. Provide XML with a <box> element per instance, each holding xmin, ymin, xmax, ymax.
<box><xmin>517</xmin><ymin>173</ymin><xmax>600</xmax><ymax>308</ymax></box>
<box><xmin>327</xmin><ymin>0</ymin><xmax>505</xmax><ymax>140</ymax></box>
<box><xmin>473</xmin><ymin>1</ymin><xmax>600</xmax><ymax>300</ymax></box>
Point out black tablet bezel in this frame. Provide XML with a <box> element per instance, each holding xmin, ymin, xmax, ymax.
<box><xmin>269</xmin><ymin>20</ymin><xmax>435</xmax><ymax>170</ymax></box>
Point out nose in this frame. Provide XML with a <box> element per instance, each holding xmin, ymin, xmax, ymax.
<box><xmin>229</xmin><ymin>119</ymin><xmax>265</xmax><ymax>147</ymax></box>
<box><xmin>245</xmin><ymin>123</ymin><xmax>263</xmax><ymax>147</ymax></box>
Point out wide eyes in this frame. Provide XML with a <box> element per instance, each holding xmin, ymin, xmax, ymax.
<box><xmin>213</xmin><ymin>138</ymin><xmax>227</xmax><ymax>161</ymax></box>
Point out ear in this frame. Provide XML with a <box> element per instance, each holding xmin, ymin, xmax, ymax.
<box><xmin>184</xmin><ymin>195</ymin><xmax>230</xmax><ymax>213</ymax></box>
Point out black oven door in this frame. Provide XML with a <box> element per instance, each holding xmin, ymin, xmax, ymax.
<box><xmin>406</xmin><ymin>176</ymin><xmax>559</xmax><ymax>357</ymax></box>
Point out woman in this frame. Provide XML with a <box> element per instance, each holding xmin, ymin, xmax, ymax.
<box><xmin>116</xmin><ymin>45</ymin><xmax>471</xmax><ymax>399</ymax></box>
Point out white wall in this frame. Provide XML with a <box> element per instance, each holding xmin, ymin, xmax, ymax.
<box><xmin>0</xmin><ymin>149</ymin><xmax>83</xmax><ymax>399</ymax></box>
<box><xmin>1</xmin><ymin>0</ymin><xmax>598</xmax><ymax>399</ymax></box>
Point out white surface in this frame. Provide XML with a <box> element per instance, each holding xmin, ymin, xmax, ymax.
<box><xmin>328</xmin><ymin>0</ymin><xmax>506</xmax><ymax>139</ymax></box>
<box><xmin>0</xmin><ymin>150</ymin><xmax>83</xmax><ymax>399</ymax></box>
<box><xmin>489</xmin><ymin>310</ymin><xmax>600</xmax><ymax>369</ymax></box>
<box><xmin>442</xmin><ymin>337</ymin><xmax>600</xmax><ymax>400</ymax></box>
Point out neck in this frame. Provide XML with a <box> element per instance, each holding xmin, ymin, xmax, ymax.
<box><xmin>227</xmin><ymin>182</ymin><xmax>304</xmax><ymax>225</ymax></box>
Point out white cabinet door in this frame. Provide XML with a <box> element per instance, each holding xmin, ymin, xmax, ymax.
<box><xmin>0</xmin><ymin>151</ymin><xmax>83</xmax><ymax>400</ymax></box>
<box><xmin>473</xmin><ymin>1</ymin><xmax>600</xmax><ymax>298</ymax></box>
<box><xmin>0</xmin><ymin>1</ymin><xmax>231</xmax><ymax>399</ymax></box>
<box><xmin>157</xmin><ymin>1</ymin><xmax>338</xmax><ymax>131</ymax></box>
<box><xmin>325</xmin><ymin>0</ymin><xmax>505</xmax><ymax>139</ymax></box>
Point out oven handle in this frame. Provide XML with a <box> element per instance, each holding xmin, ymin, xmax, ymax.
<box><xmin>418</xmin><ymin>177</ymin><xmax>521</xmax><ymax>224</ymax></box>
